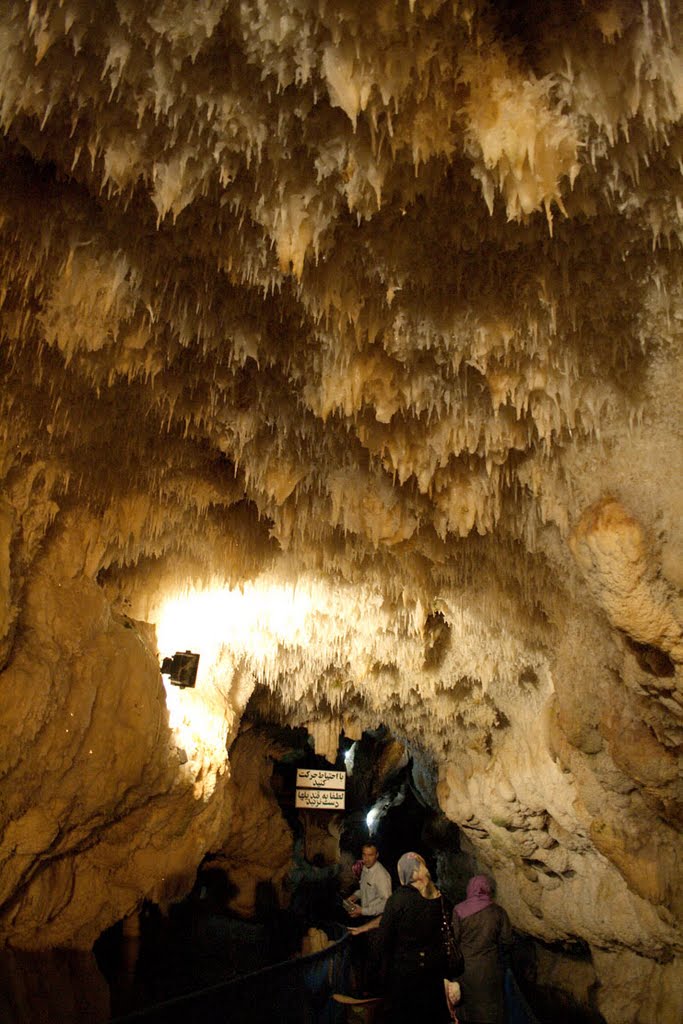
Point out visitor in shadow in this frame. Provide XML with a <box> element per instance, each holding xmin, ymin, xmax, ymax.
<box><xmin>451</xmin><ymin>875</ymin><xmax>512</xmax><ymax>1024</ymax></box>
<box><xmin>254</xmin><ymin>880</ymin><xmax>302</xmax><ymax>964</ymax></box>
<box><xmin>289</xmin><ymin>838</ymin><xmax>340</xmax><ymax>927</ymax></box>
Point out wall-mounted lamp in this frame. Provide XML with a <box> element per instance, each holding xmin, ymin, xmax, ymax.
<box><xmin>160</xmin><ymin>651</ymin><xmax>200</xmax><ymax>688</ymax></box>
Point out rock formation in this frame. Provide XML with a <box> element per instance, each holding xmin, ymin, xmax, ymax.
<box><xmin>0</xmin><ymin>1</ymin><xmax>681</xmax><ymax>1019</ymax></box>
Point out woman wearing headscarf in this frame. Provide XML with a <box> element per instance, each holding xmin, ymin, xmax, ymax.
<box><xmin>451</xmin><ymin>875</ymin><xmax>512</xmax><ymax>1024</ymax></box>
<box><xmin>378</xmin><ymin>852</ymin><xmax>457</xmax><ymax>1024</ymax></box>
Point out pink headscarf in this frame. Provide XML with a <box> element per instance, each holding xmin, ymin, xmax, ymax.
<box><xmin>454</xmin><ymin>874</ymin><xmax>494</xmax><ymax>919</ymax></box>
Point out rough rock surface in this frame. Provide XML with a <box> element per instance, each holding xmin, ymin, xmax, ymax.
<box><xmin>0</xmin><ymin>1</ymin><xmax>681</xmax><ymax>1020</ymax></box>
<box><xmin>203</xmin><ymin>724</ymin><xmax>295</xmax><ymax>918</ymax></box>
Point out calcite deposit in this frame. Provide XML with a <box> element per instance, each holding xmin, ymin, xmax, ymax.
<box><xmin>0</xmin><ymin>1</ymin><xmax>681</xmax><ymax>1020</ymax></box>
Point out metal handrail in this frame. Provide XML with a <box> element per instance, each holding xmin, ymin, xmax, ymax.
<box><xmin>110</xmin><ymin>922</ymin><xmax>351</xmax><ymax>1024</ymax></box>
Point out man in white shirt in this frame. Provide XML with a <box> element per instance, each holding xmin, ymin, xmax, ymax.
<box><xmin>346</xmin><ymin>843</ymin><xmax>392</xmax><ymax>995</ymax></box>
<box><xmin>347</xmin><ymin>843</ymin><xmax>392</xmax><ymax>929</ymax></box>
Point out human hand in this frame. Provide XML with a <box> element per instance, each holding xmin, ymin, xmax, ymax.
<box><xmin>348</xmin><ymin>925</ymin><xmax>365</xmax><ymax>936</ymax></box>
<box><xmin>444</xmin><ymin>980</ymin><xmax>461</xmax><ymax>1007</ymax></box>
<box><xmin>348</xmin><ymin>904</ymin><xmax>362</xmax><ymax>918</ymax></box>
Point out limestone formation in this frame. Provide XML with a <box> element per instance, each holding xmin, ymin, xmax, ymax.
<box><xmin>0</xmin><ymin>1</ymin><xmax>681</xmax><ymax>1020</ymax></box>
<box><xmin>203</xmin><ymin>724</ymin><xmax>295</xmax><ymax>918</ymax></box>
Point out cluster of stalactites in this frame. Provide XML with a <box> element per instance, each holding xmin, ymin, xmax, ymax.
<box><xmin>3</xmin><ymin>1</ymin><xmax>678</xmax><ymax>248</ymax></box>
<box><xmin>0</xmin><ymin>0</ymin><xmax>681</xmax><ymax>583</ymax></box>
<box><xmin>134</xmin><ymin>552</ymin><xmax>554</xmax><ymax>754</ymax></box>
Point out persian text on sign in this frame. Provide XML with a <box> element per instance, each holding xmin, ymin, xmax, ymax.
<box><xmin>296</xmin><ymin>769</ymin><xmax>346</xmax><ymax>790</ymax></box>
<box><xmin>295</xmin><ymin>788</ymin><xmax>345</xmax><ymax>809</ymax></box>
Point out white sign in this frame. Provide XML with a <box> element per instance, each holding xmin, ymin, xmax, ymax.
<box><xmin>295</xmin><ymin>788</ymin><xmax>345</xmax><ymax>809</ymax></box>
<box><xmin>295</xmin><ymin>768</ymin><xmax>346</xmax><ymax>809</ymax></box>
<box><xmin>296</xmin><ymin>769</ymin><xmax>346</xmax><ymax>791</ymax></box>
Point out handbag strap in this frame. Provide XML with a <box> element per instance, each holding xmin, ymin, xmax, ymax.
<box><xmin>440</xmin><ymin>894</ymin><xmax>454</xmax><ymax>948</ymax></box>
<box><xmin>440</xmin><ymin>894</ymin><xmax>450</xmax><ymax>932</ymax></box>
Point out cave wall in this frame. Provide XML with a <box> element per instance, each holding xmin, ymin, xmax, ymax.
<box><xmin>0</xmin><ymin>518</ymin><xmax>236</xmax><ymax>949</ymax></box>
<box><xmin>0</xmin><ymin>1</ymin><xmax>681</xmax><ymax>1020</ymax></box>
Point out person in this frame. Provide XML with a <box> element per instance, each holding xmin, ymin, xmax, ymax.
<box><xmin>451</xmin><ymin>874</ymin><xmax>512</xmax><ymax>1024</ymax></box>
<box><xmin>346</xmin><ymin>843</ymin><xmax>392</xmax><ymax>929</ymax></box>
<box><xmin>378</xmin><ymin>851</ymin><xmax>458</xmax><ymax>1024</ymax></box>
<box><xmin>346</xmin><ymin>843</ymin><xmax>392</xmax><ymax>994</ymax></box>
<box><xmin>289</xmin><ymin>837</ymin><xmax>340</xmax><ymax>924</ymax></box>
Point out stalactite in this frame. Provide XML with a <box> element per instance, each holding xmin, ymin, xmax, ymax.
<box><xmin>0</xmin><ymin>2</ymin><xmax>681</xmax><ymax>1016</ymax></box>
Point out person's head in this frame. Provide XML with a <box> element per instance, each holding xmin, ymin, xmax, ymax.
<box><xmin>361</xmin><ymin>844</ymin><xmax>379</xmax><ymax>869</ymax></box>
<box><xmin>466</xmin><ymin>874</ymin><xmax>493</xmax><ymax>900</ymax></box>
<box><xmin>397</xmin><ymin>851</ymin><xmax>430</xmax><ymax>886</ymax></box>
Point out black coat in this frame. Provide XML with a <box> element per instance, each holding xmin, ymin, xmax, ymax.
<box><xmin>379</xmin><ymin>885</ymin><xmax>453</xmax><ymax>1024</ymax></box>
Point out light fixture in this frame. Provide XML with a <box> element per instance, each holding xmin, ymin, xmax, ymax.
<box><xmin>344</xmin><ymin>742</ymin><xmax>356</xmax><ymax>776</ymax></box>
<box><xmin>160</xmin><ymin>650</ymin><xmax>200</xmax><ymax>688</ymax></box>
<box><xmin>366</xmin><ymin>806</ymin><xmax>379</xmax><ymax>832</ymax></box>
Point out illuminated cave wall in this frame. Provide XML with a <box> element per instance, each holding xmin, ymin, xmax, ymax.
<box><xmin>0</xmin><ymin>1</ymin><xmax>682</xmax><ymax>1020</ymax></box>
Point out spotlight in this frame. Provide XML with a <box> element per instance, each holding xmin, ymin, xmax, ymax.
<box><xmin>160</xmin><ymin>651</ymin><xmax>200</xmax><ymax>688</ymax></box>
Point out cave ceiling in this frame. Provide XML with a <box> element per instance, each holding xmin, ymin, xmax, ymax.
<box><xmin>0</xmin><ymin>1</ymin><xmax>682</xmax><ymax>1015</ymax></box>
